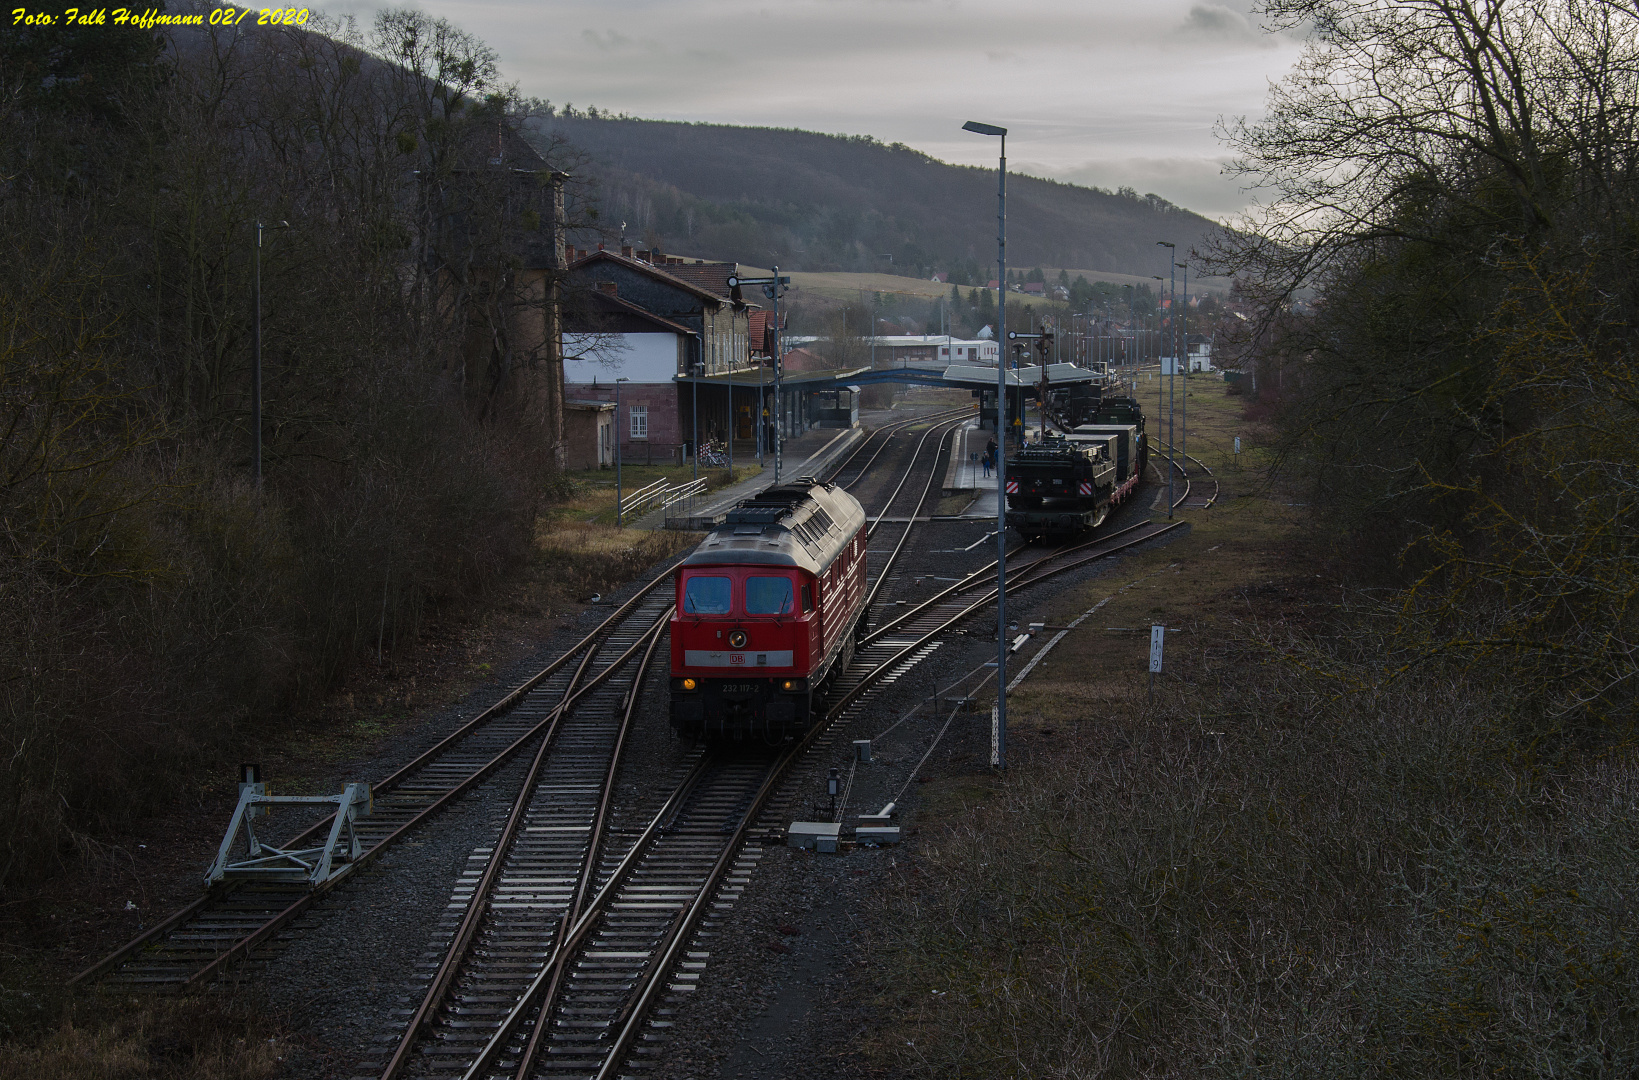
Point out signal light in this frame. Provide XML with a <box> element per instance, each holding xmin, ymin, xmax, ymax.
<box><xmin>682</xmin><ymin>678</ymin><xmax>697</xmax><ymax>691</ymax></box>
<box><xmin>782</xmin><ymin>680</ymin><xmax>795</xmax><ymax>691</ymax></box>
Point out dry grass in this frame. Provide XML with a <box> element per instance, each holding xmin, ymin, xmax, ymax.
<box><xmin>0</xmin><ymin>996</ymin><xmax>284</xmax><ymax>1080</ymax></box>
<box><xmin>549</xmin><ymin>463</ymin><xmax>758</xmax><ymax>527</ymax></box>
<box><xmin>532</xmin><ymin>518</ymin><xmax>697</xmax><ymax>610</ymax></box>
<box><xmin>870</xmin><ymin>381</ymin><xmax>1639</xmax><ymax>1078</ymax></box>
<box><xmin>879</xmin><ymin>633</ymin><xmax>1639</xmax><ymax>1079</ymax></box>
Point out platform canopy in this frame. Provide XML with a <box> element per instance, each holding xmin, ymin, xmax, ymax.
<box><xmin>942</xmin><ymin>362</ymin><xmax>1101</xmax><ymax>388</ymax></box>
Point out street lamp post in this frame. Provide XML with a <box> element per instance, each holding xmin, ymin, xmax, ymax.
<box><xmin>963</xmin><ymin>119</ymin><xmax>1009</xmax><ymax>770</ymax></box>
<box><xmin>252</xmin><ymin>219</ymin><xmax>288</xmax><ymax>487</ymax></box>
<box><xmin>1177</xmin><ymin>260</ymin><xmax>1188</xmax><ymax>471</ymax></box>
<box><xmin>1152</xmin><ymin>256</ymin><xmax>1173</xmax><ymax>518</ymax></box>
<box><xmin>1122</xmin><ymin>284</ymin><xmax>1134</xmax><ymax>393</ymax></box>
<box><xmin>615</xmin><ymin>377</ymin><xmax>630</xmax><ymax>526</ymax></box>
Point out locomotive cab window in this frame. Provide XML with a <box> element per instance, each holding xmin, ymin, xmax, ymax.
<box><xmin>801</xmin><ymin>584</ymin><xmax>813</xmax><ymax>613</ymax></box>
<box><xmin>745</xmin><ymin>576</ymin><xmax>794</xmax><ymax>615</ymax></box>
<box><xmin>682</xmin><ymin>575</ymin><xmax>732</xmax><ymax>614</ymax></box>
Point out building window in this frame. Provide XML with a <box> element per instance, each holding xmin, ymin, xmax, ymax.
<box><xmin>629</xmin><ymin>405</ymin><xmax>648</xmax><ymax>439</ymax></box>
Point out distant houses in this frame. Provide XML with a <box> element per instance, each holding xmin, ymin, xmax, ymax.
<box><xmin>865</xmin><ymin>335</ymin><xmax>998</xmax><ymax>367</ymax></box>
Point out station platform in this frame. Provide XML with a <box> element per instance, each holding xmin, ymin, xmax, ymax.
<box><xmin>627</xmin><ymin>425</ymin><xmax>865</xmax><ymax>531</ymax></box>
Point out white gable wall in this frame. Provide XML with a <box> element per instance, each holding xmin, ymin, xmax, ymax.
<box><xmin>564</xmin><ymin>332</ymin><xmax>683</xmax><ymax>385</ymax></box>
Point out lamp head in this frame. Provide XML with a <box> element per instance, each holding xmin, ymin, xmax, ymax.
<box><xmin>1156</xmin><ymin>241</ymin><xmax>1174</xmax><ymax>249</ymax></box>
<box><xmin>962</xmin><ymin>120</ymin><xmax>1007</xmax><ymax>137</ymax></box>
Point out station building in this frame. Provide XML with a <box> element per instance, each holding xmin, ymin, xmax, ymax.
<box><xmin>561</xmin><ymin>246</ymin><xmax>863</xmax><ymax>466</ymax></box>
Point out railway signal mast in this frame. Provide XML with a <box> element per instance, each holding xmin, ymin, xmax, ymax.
<box><xmin>726</xmin><ymin>270</ymin><xmax>790</xmax><ymax>480</ymax></box>
<box><xmin>1006</xmin><ymin>330</ymin><xmax>1054</xmax><ymax>438</ymax></box>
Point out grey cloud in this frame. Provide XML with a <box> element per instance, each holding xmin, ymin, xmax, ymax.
<box><xmin>1018</xmin><ymin>154</ymin><xmax>1248</xmax><ymax>220</ymax></box>
<box><xmin>581</xmin><ymin>29</ymin><xmax>634</xmax><ymax>51</ymax></box>
<box><xmin>1174</xmin><ymin>4</ymin><xmax>1273</xmax><ymax>47</ymax></box>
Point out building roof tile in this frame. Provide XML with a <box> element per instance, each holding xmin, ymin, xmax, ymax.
<box><xmin>566</xmin><ymin>249</ymin><xmax>725</xmax><ymax>306</ymax></box>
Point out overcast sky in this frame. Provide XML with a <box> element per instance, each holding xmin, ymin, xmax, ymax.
<box><xmin>328</xmin><ymin>0</ymin><xmax>1306</xmax><ymax>220</ymax></box>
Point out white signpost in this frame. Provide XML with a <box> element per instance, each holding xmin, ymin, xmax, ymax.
<box><xmin>1149</xmin><ymin>624</ymin><xmax>1166</xmax><ymax>700</ymax></box>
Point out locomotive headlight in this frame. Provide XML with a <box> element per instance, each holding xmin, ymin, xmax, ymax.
<box><xmin>682</xmin><ymin>678</ymin><xmax>697</xmax><ymax>691</ymax></box>
<box><xmin>728</xmin><ymin>630</ymin><xmax>748</xmax><ymax>649</ymax></box>
<box><xmin>782</xmin><ymin>679</ymin><xmax>795</xmax><ymax>691</ymax></box>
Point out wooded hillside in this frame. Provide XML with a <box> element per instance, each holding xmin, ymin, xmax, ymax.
<box><xmin>529</xmin><ymin>113</ymin><xmax>1223</xmax><ymax>279</ymax></box>
<box><xmin>0</xmin><ymin>6</ymin><xmax>573</xmax><ymax>887</ymax></box>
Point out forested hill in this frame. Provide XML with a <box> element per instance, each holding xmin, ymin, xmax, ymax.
<box><xmin>529</xmin><ymin>114</ymin><xmax>1222</xmax><ymax>282</ymax></box>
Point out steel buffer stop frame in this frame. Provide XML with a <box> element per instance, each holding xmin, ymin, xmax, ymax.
<box><xmin>205</xmin><ymin>767</ymin><xmax>373</xmax><ymax>887</ymax></box>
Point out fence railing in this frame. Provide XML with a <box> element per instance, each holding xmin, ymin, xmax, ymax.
<box><xmin>618</xmin><ymin>476</ymin><xmax>713</xmax><ymax>525</ymax></box>
<box><xmin>661</xmin><ymin>478</ymin><xmax>708</xmax><ymax>515</ymax></box>
<box><xmin>661</xmin><ymin>478</ymin><xmax>712</xmax><ymax>529</ymax></box>
<box><xmin>617</xmin><ymin>479</ymin><xmax>670</xmax><ymax>522</ymax></box>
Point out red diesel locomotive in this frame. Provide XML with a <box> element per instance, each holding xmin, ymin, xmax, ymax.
<box><xmin>669</xmin><ymin>478</ymin><xmax>868</xmax><ymax>741</ymax></box>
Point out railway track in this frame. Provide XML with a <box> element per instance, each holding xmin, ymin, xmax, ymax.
<box><xmin>860</xmin><ymin>413</ymin><xmax>971</xmax><ymax>610</ymax></box>
<box><xmin>82</xmin><ymin>400</ymin><xmax>1181</xmax><ymax>1080</ymax></box>
<box><xmin>71</xmin><ymin>578</ymin><xmax>681</xmax><ymax>991</ymax></box>
<box><xmin>70</xmin><ymin>405</ymin><xmax>970</xmax><ymax>995</ymax></box>
<box><xmin>822</xmin><ymin>404</ymin><xmax>971</xmax><ymax>491</ymax></box>
<box><xmin>1156</xmin><ymin>441</ymin><xmax>1219</xmax><ymax>509</ymax></box>
<box><xmin>376</xmin><ymin>407</ymin><xmax>972</xmax><ymax>1078</ymax></box>
<box><xmin>386</xmin><ymin>419</ymin><xmax>1206</xmax><ymax>1079</ymax></box>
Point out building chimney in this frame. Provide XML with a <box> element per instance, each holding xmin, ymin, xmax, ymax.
<box><xmin>649</xmin><ymin>247</ymin><xmax>664</xmax><ymax>264</ymax></box>
<box><xmin>597</xmin><ymin>242</ymin><xmax>605</xmax><ymax>251</ymax></box>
